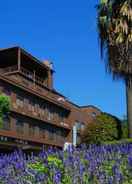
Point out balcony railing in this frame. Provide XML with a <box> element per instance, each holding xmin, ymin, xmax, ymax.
<box><xmin>0</xmin><ymin>129</ymin><xmax>65</xmax><ymax>147</ymax></box>
<box><xmin>0</xmin><ymin>65</ymin><xmax>48</xmax><ymax>88</ymax></box>
<box><xmin>11</xmin><ymin>101</ymin><xmax>70</xmax><ymax>130</ymax></box>
<box><xmin>0</xmin><ymin>65</ymin><xmax>18</xmax><ymax>74</ymax></box>
<box><xmin>0</xmin><ymin>65</ymin><xmax>71</xmax><ymax>112</ymax></box>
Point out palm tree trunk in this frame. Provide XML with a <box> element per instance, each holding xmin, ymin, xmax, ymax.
<box><xmin>126</xmin><ymin>76</ymin><xmax>132</xmax><ymax>138</ymax></box>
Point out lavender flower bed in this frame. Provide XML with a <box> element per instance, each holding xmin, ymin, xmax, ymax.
<box><xmin>0</xmin><ymin>144</ymin><xmax>132</xmax><ymax>184</ymax></box>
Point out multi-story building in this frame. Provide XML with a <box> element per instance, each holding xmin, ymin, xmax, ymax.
<box><xmin>0</xmin><ymin>47</ymin><xmax>101</xmax><ymax>151</ymax></box>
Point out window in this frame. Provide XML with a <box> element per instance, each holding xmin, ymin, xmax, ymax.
<box><xmin>47</xmin><ymin>126</ymin><xmax>55</xmax><ymax>140</ymax></box>
<box><xmin>81</xmin><ymin>123</ymin><xmax>85</xmax><ymax>130</ymax></box>
<box><xmin>39</xmin><ymin>127</ymin><xmax>45</xmax><ymax>139</ymax></box>
<box><xmin>2</xmin><ymin>114</ymin><xmax>10</xmax><ymax>130</ymax></box>
<box><xmin>28</xmin><ymin>101</ymin><xmax>32</xmax><ymax>111</ymax></box>
<box><xmin>75</xmin><ymin>122</ymin><xmax>85</xmax><ymax>131</ymax></box>
<box><xmin>48</xmin><ymin>112</ymin><xmax>52</xmax><ymax>121</ymax></box>
<box><xmin>16</xmin><ymin>95</ymin><xmax>24</xmax><ymax>108</ymax></box>
<box><xmin>38</xmin><ymin>105</ymin><xmax>42</xmax><ymax>116</ymax></box>
<box><xmin>28</xmin><ymin>100</ymin><xmax>35</xmax><ymax>112</ymax></box>
<box><xmin>31</xmin><ymin>101</ymin><xmax>35</xmax><ymax>112</ymax></box>
<box><xmin>41</xmin><ymin>106</ymin><xmax>45</xmax><ymax>117</ymax></box>
<box><xmin>24</xmin><ymin>98</ymin><xmax>28</xmax><ymax>106</ymax></box>
<box><xmin>91</xmin><ymin>112</ymin><xmax>97</xmax><ymax>117</ymax></box>
<box><xmin>29</xmin><ymin>124</ymin><xmax>35</xmax><ymax>136</ymax></box>
<box><xmin>75</xmin><ymin>122</ymin><xmax>81</xmax><ymax>130</ymax></box>
<box><xmin>59</xmin><ymin>111</ymin><xmax>65</xmax><ymax>122</ymax></box>
<box><xmin>44</xmin><ymin>105</ymin><xmax>48</xmax><ymax>116</ymax></box>
<box><xmin>47</xmin><ymin>106</ymin><xmax>54</xmax><ymax>121</ymax></box>
<box><xmin>34</xmin><ymin>104</ymin><xmax>38</xmax><ymax>113</ymax></box>
<box><xmin>56</xmin><ymin>128</ymin><xmax>66</xmax><ymax>142</ymax></box>
<box><xmin>16</xmin><ymin>120</ymin><xmax>24</xmax><ymax>135</ymax></box>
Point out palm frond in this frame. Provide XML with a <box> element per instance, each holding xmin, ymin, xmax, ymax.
<box><xmin>97</xmin><ymin>0</ymin><xmax>132</xmax><ymax>79</ymax></box>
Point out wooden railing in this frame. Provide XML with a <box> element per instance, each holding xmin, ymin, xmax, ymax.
<box><xmin>11</xmin><ymin>101</ymin><xmax>70</xmax><ymax>130</ymax></box>
<box><xmin>21</xmin><ymin>67</ymin><xmax>48</xmax><ymax>87</ymax></box>
<box><xmin>0</xmin><ymin>129</ymin><xmax>65</xmax><ymax>147</ymax></box>
<box><xmin>0</xmin><ymin>65</ymin><xmax>71</xmax><ymax>112</ymax></box>
<box><xmin>1</xmin><ymin>65</ymin><xmax>48</xmax><ymax>88</ymax></box>
<box><xmin>0</xmin><ymin>65</ymin><xmax>18</xmax><ymax>74</ymax></box>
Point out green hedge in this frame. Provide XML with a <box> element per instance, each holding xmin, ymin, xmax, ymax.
<box><xmin>103</xmin><ymin>138</ymin><xmax>132</xmax><ymax>145</ymax></box>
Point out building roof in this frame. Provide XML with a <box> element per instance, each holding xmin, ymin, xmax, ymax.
<box><xmin>80</xmin><ymin>105</ymin><xmax>101</xmax><ymax>112</ymax></box>
<box><xmin>0</xmin><ymin>46</ymin><xmax>54</xmax><ymax>72</ymax></box>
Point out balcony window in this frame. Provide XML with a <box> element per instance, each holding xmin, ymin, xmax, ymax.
<box><xmin>44</xmin><ymin>105</ymin><xmax>48</xmax><ymax>116</ymax></box>
<box><xmin>16</xmin><ymin>120</ymin><xmax>24</xmax><ymax>135</ymax></box>
<box><xmin>59</xmin><ymin>111</ymin><xmax>65</xmax><ymax>123</ymax></box>
<box><xmin>38</xmin><ymin>106</ymin><xmax>42</xmax><ymax>117</ymax></box>
<box><xmin>34</xmin><ymin>104</ymin><xmax>38</xmax><ymax>113</ymax></box>
<box><xmin>41</xmin><ymin>108</ymin><xmax>45</xmax><ymax>117</ymax></box>
<box><xmin>16</xmin><ymin>95</ymin><xmax>24</xmax><ymax>108</ymax></box>
<box><xmin>28</xmin><ymin>102</ymin><xmax>32</xmax><ymax>112</ymax></box>
<box><xmin>28</xmin><ymin>101</ymin><xmax>35</xmax><ymax>113</ymax></box>
<box><xmin>24</xmin><ymin>98</ymin><xmax>28</xmax><ymax>106</ymax></box>
<box><xmin>39</xmin><ymin>127</ymin><xmax>45</xmax><ymax>139</ymax></box>
<box><xmin>31</xmin><ymin>102</ymin><xmax>35</xmax><ymax>112</ymax></box>
<box><xmin>47</xmin><ymin>126</ymin><xmax>55</xmax><ymax>140</ymax></box>
<box><xmin>29</xmin><ymin>124</ymin><xmax>35</xmax><ymax>136</ymax></box>
<box><xmin>56</xmin><ymin>129</ymin><xmax>65</xmax><ymax>141</ymax></box>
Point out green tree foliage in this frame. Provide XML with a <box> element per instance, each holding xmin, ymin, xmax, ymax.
<box><xmin>121</xmin><ymin>116</ymin><xmax>129</xmax><ymax>138</ymax></box>
<box><xmin>97</xmin><ymin>0</ymin><xmax>132</xmax><ymax>138</ymax></box>
<box><xmin>97</xmin><ymin>0</ymin><xmax>132</xmax><ymax>76</ymax></box>
<box><xmin>0</xmin><ymin>94</ymin><xmax>11</xmax><ymax>128</ymax></box>
<box><xmin>81</xmin><ymin>112</ymin><xmax>122</xmax><ymax>144</ymax></box>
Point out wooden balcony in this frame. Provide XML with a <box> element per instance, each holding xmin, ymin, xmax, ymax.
<box><xmin>0</xmin><ymin>65</ymin><xmax>71</xmax><ymax>112</ymax></box>
<box><xmin>0</xmin><ymin>129</ymin><xmax>65</xmax><ymax>148</ymax></box>
<box><xmin>0</xmin><ymin>65</ymin><xmax>18</xmax><ymax>73</ymax></box>
<box><xmin>1</xmin><ymin>65</ymin><xmax>48</xmax><ymax>88</ymax></box>
<box><xmin>11</xmin><ymin>101</ymin><xmax>71</xmax><ymax>130</ymax></box>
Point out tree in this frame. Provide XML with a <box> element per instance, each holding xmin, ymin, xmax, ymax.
<box><xmin>97</xmin><ymin>0</ymin><xmax>132</xmax><ymax>137</ymax></box>
<box><xmin>81</xmin><ymin>113</ymin><xmax>122</xmax><ymax>144</ymax></box>
<box><xmin>0</xmin><ymin>94</ymin><xmax>11</xmax><ymax>128</ymax></box>
<box><xmin>121</xmin><ymin>115</ymin><xmax>128</xmax><ymax>138</ymax></box>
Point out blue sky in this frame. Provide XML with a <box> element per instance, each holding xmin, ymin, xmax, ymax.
<box><xmin>0</xmin><ymin>0</ymin><xmax>126</xmax><ymax>119</ymax></box>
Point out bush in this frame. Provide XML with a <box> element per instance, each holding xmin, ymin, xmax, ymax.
<box><xmin>0</xmin><ymin>94</ymin><xmax>11</xmax><ymax>128</ymax></box>
<box><xmin>0</xmin><ymin>94</ymin><xmax>10</xmax><ymax>114</ymax></box>
<box><xmin>104</xmin><ymin>138</ymin><xmax>132</xmax><ymax>145</ymax></box>
<box><xmin>81</xmin><ymin>112</ymin><xmax>122</xmax><ymax>144</ymax></box>
<box><xmin>121</xmin><ymin>117</ymin><xmax>128</xmax><ymax>139</ymax></box>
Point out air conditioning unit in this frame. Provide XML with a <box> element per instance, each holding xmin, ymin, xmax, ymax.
<box><xmin>57</xmin><ymin>97</ymin><xmax>65</xmax><ymax>102</ymax></box>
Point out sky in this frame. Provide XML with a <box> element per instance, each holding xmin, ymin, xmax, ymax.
<box><xmin>0</xmin><ymin>0</ymin><xmax>126</xmax><ymax>119</ymax></box>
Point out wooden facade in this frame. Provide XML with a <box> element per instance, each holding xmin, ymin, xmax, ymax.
<box><xmin>0</xmin><ymin>47</ymin><xmax>101</xmax><ymax>151</ymax></box>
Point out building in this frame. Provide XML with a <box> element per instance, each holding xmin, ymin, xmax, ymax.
<box><xmin>0</xmin><ymin>47</ymin><xmax>101</xmax><ymax>151</ymax></box>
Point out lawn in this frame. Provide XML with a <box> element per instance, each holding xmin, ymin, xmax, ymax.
<box><xmin>0</xmin><ymin>143</ymin><xmax>132</xmax><ymax>184</ymax></box>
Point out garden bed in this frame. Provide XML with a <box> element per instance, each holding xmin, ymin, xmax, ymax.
<box><xmin>0</xmin><ymin>143</ymin><xmax>132</xmax><ymax>183</ymax></box>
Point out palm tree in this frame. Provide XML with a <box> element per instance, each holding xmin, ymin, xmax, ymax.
<box><xmin>97</xmin><ymin>0</ymin><xmax>132</xmax><ymax>137</ymax></box>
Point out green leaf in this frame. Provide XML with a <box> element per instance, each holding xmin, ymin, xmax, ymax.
<box><xmin>100</xmin><ymin>0</ymin><xmax>108</xmax><ymax>5</ymax></box>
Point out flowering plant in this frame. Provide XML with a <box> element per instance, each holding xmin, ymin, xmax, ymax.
<box><xmin>0</xmin><ymin>144</ymin><xmax>132</xmax><ymax>183</ymax></box>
